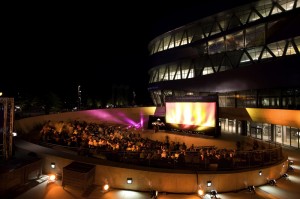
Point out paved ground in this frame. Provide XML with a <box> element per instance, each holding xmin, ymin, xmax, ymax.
<box><xmin>2</xmin><ymin>134</ymin><xmax>300</xmax><ymax>199</ymax></box>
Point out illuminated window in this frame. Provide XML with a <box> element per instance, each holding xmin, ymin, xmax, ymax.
<box><xmin>202</xmin><ymin>67</ymin><xmax>214</xmax><ymax>75</ymax></box>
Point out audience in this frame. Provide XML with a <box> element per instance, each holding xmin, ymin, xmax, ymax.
<box><xmin>37</xmin><ymin>120</ymin><xmax>269</xmax><ymax>170</ymax></box>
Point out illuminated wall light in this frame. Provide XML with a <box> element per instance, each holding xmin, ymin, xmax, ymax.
<box><xmin>268</xmin><ymin>179</ymin><xmax>277</xmax><ymax>186</ymax></box>
<box><xmin>259</xmin><ymin>170</ymin><xmax>262</xmax><ymax>176</ymax></box>
<box><xmin>127</xmin><ymin>178</ymin><xmax>133</xmax><ymax>184</ymax></box>
<box><xmin>207</xmin><ymin>180</ymin><xmax>212</xmax><ymax>187</ymax></box>
<box><xmin>48</xmin><ymin>174</ymin><xmax>56</xmax><ymax>183</ymax></box>
<box><xmin>103</xmin><ymin>184</ymin><xmax>109</xmax><ymax>191</ymax></box>
<box><xmin>51</xmin><ymin>162</ymin><xmax>56</xmax><ymax>169</ymax></box>
<box><xmin>197</xmin><ymin>188</ymin><xmax>204</xmax><ymax>196</ymax></box>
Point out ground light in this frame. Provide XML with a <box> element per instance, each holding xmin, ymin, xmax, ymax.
<box><xmin>247</xmin><ymin>185</ymin><xmax>256</xmax><ymax>193</ymax></box>
<box><xmin>210</xmin><ymin>190</ymin><xmax>218</xmax><ymax>198</ymax></box>
<box><xmin>48</xmin><ymin>174</ymin><xmax>56</xmax><ymax>183</ymax></box>
<box><xmin>150</xmin><ymin>190</ymin><xmax>158</xmax><ymax>199</ymax></box>
<box><xmin>282</xmin><ymin>173</ymin><xmax>289</xmax><ymax>179</ymax></box>
<box><xmin>127</xmin><ymin>178</ymin><xmax>133</xmax><ymax>184</ymax></box>
<box><xmin>103</xmin><ymin>184</ymin><xmax>109</xmax><ymax>191</ymax></box>
<box><xmin>197</xmin><ymin>188</ymin><xmax>204</xmax><ymax>196</ymax></box>
<box><xmin>268</xmin><ymin>179</ymin><xmax>277</xmax><ymax>186</ymax></box>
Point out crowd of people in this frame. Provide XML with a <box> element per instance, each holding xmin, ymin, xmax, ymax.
<box><xmin>38</xmin><ymin>120</ymin><xmax>271</xmax><ymax>170</ymax></box>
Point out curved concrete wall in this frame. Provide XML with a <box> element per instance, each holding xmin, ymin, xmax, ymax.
<box><xmin>17</xmin><ymin>140</ymin><xmax>288</xmax><ymax>194</ymax></box>
<box><xmin>14</xmin><ymin>108</ymin><xmax>288</xmax><ymax>193</ymax></box>
<box><xmin>14</xmin><ymin>107</ymin><xmax>156</xmax><ymax>134</ymax></box>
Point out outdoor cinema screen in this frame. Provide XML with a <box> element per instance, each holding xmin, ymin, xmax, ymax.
<box><xmin>166</xmin><ymin>102</ymin><xmax>216</xmax><ymax>131</ymax></box>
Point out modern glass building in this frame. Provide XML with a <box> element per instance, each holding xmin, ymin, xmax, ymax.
<box><xmin>147</xmin><ymin>0</ymin><xmax>300</xmax><ymax>148</ymax></box>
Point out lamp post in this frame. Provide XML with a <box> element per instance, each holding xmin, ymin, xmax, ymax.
<box><xmin>78</xmin><ymin>85</ymin><xmax>81</xmax><ymax>110</ymax></box>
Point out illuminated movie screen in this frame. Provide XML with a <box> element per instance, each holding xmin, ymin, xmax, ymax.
<box><xmin>166</xmin><ymin>102</ymin><xmax>216</xmax><ymax>131</ymax></box>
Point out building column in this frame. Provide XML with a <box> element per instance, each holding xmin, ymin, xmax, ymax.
<box><xmin>283</xmin><ymin>126</ymin><xmax>287</xmax><ymax>145</ymax></box>
<box><xmin>235</xmin><ymin>120</ymin><xmax>239</xmax><ymax>134</ymax></box>
<box><xmin>270</xmin><ymin>124</ymin><xmax>275</xmax><ymax>142</ymax></box>
<box><xmin>240</xmin><ymin>120</ymin><xmax>247</xmax><ymax>136</ymax></box>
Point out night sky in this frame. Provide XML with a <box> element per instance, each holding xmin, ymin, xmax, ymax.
<box><xmin>2</xmin><ymin>1</ymin><xmax>255</xmax><ymax>106</ymax></box>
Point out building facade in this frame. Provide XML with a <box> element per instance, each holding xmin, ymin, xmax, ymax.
<box><xmin>147</xmin><ymin>0</ymin><xmax>300</xmax><ymax>148</ymax></box>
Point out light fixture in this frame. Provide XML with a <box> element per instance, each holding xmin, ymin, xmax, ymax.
<box><xmin>247</xmin><ymin>185</ymin><xmax>255</xmax><ymax>192</ymax></box>
<box><xmin>282</xmin><ymin>173</ymin><xmax>289</xmax><ymax>179</ymax></box>
<box><xmin>268</xmin><ymin>179</ymin><xmax>276</xmax><ymax>186</ymax></box>
<box><xmin>127</xmin><ymin>178</ymin><xmax>133</xmax><ymax>184</ymax></box>
<box><xmin>207</xmin><ymin>180</ymin><xmax>212</xmax><ymax>187</ymax></box>
<box><xmin>51</xmin><ymin>162</ymin><xmax>56</xmax><ymax>169</ymax></box>
<box><xmin>197</xmin><ymin>188</ymin><xmax>204</xmax><ymax>196</ymax></box>
<box><xmin>103</xmin><ymin>184</ymin><xmax>109</xmax><ymax>191</ymax></box>
<box><xmin>48</xmin><ymin>174</ymin><xmax>56</xmax><ymax>183</ymax></box>
<box><xmin>288</xmin><ymin>165</ymin><xmax>294</xmax><ymax>172</ymax></box>
<box><xmin>210</xmin><ymin>190</ymin><xmax>217</xmax><ymax>198</ymax></box>
<box><xmin>259</xmin><ymin>170</ymin><xmax>262</xmax><ymax>176</ymax></box>
<box><xmin>12</xmin><ymin>132</ymin><xmax>17</xmax><ymax>137</ymax></box>
<box><xmin>150</xmin><ymin>190</ymin><xmax>158</xmax><ymax>198</ymax></box>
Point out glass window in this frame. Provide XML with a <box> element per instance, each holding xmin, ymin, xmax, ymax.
<box><xmin>286</xmin><ymin>41</ymin><xmax>297</xmax><ymax>55</ymax></box>
<box><xmin>268</xmin><ymin>40</ymin><xmax>285</xmax><ymax>57</ymax></box>
<box><xmin>261</xmin><ymin>47</ymin><xmax>274</xmax><ymax>59</ymax></box>
<box><xmin>202</xmin><ymin>23</ymin><xmax>213</xmax><ymax>38</ymax></box>
<box><xmin>275</xmin><ymin>125</ymin><xmax>283</xmax><ymax>144</ymax></box>
<box><xmin>240</xmin><ymin>51</ymin><xmax>252</xmax><ymax>64</ymax></box>
<box><xmin>159</xmin><ymin>66</ymin><xmax>167</xmax><ymax>82</ymax></box>
<box><xmin>247</xmin><ymin>47</ymin><xmax>263</xmax><ymax>61</ymax></box>
<box><xmin>157</xmin><ymin>40</ymin><xmax>164</xmax><ymax>52</ymax></box>
<box><xmin>181</xmin><ymin>62</ymin><xmax>194</xmax><ymax>79</ymax></box>
<box><xmin>181</xmin><ymin>69</ymin><xmax>188</xmax><ymax>79</ymax></box>
<box><xmin>278</xmin><ymin>0</ymin><xmax>295</xmax><ymax>11</ymax></box>
<box><xmin>262</xmin><ymin>123</ymin><xmax>271</xmax><ymax>142</ymax></box>
<box><xmin>175</xmin><ymin>31</ymin><xmax>183</xmax><ymax>47</ymax></box>
<box><xmin>271</xmin><ymin>4</ymin><xmax>283</xmax><ymax>15</ymax></box>
<box><xmin>210</xmin><ymin>21</ymin><xmax>222</xmax><ymax>36</ymax></box>
<box><xmin>187</xmin><ymin>29</ymin><xmax>194</xmax><ymax>43</ymax></box>
<box><xmin>226</xmin><ymin>35</ymin><xmax>238</xmax><ymax>51</ymax></box>
<box><xmin>256</xmin><ymin>3</ymin><xmax>272</xmax><ymax>17</ymax></box>
<box><xmin>191</xmin><ymin>25</ymin><xmax>204</xmax><ymax>42</ymax></box>
<box><xmin>181</xmin><ymin>31</ymin><xmax>189</xmax><ymax>45</ymax></box>
<box><xmin>169</xmin><ymin>64</ymin><xmax>177</xmax><ymax>80</ymax></box>
<box><xmin>202</xmin><ymin>67</ymin><xmax>214</xmax><ymax>75</ymax></box>
<box><xmin>163</xmin><ymin>35</ymin><xmax>171</xmax><ymax>50</ymax></box>
<box><xmin>248</xmin><ymin>10</ymin><xmax>261</xmax><ymax>22</ymax></box>
<box><xmin>149</xmin><ymin>70</ymin><xmax>157</xmax><ymax>83</ymax></box>
<box><xmin>236</xmin><ymin>9</ymin><xmax>251</xmax><ymax>25</ymax></box>
<box><xmin>208</xmin><ymin>37</ymin><xmax>225</xmax><ymax>54</ymax></box>
<box><xmin>295</xmin><ymin>36</ymin><xmax>300</xmax><ymax>51</ymax></box>
<box><xmin>291</xmin><ymin>127</ymin><xmax>299</xmax><ymax>148</ymax></box>
<box><xmin>168</xmin><ymin>35</ymin><xmax>175</xmax><ymax>49</ymax></box>
<box><xmin>245</xmin><ymin>24</ymin><xmax>265</xmax><ymax>48</ymax></box>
